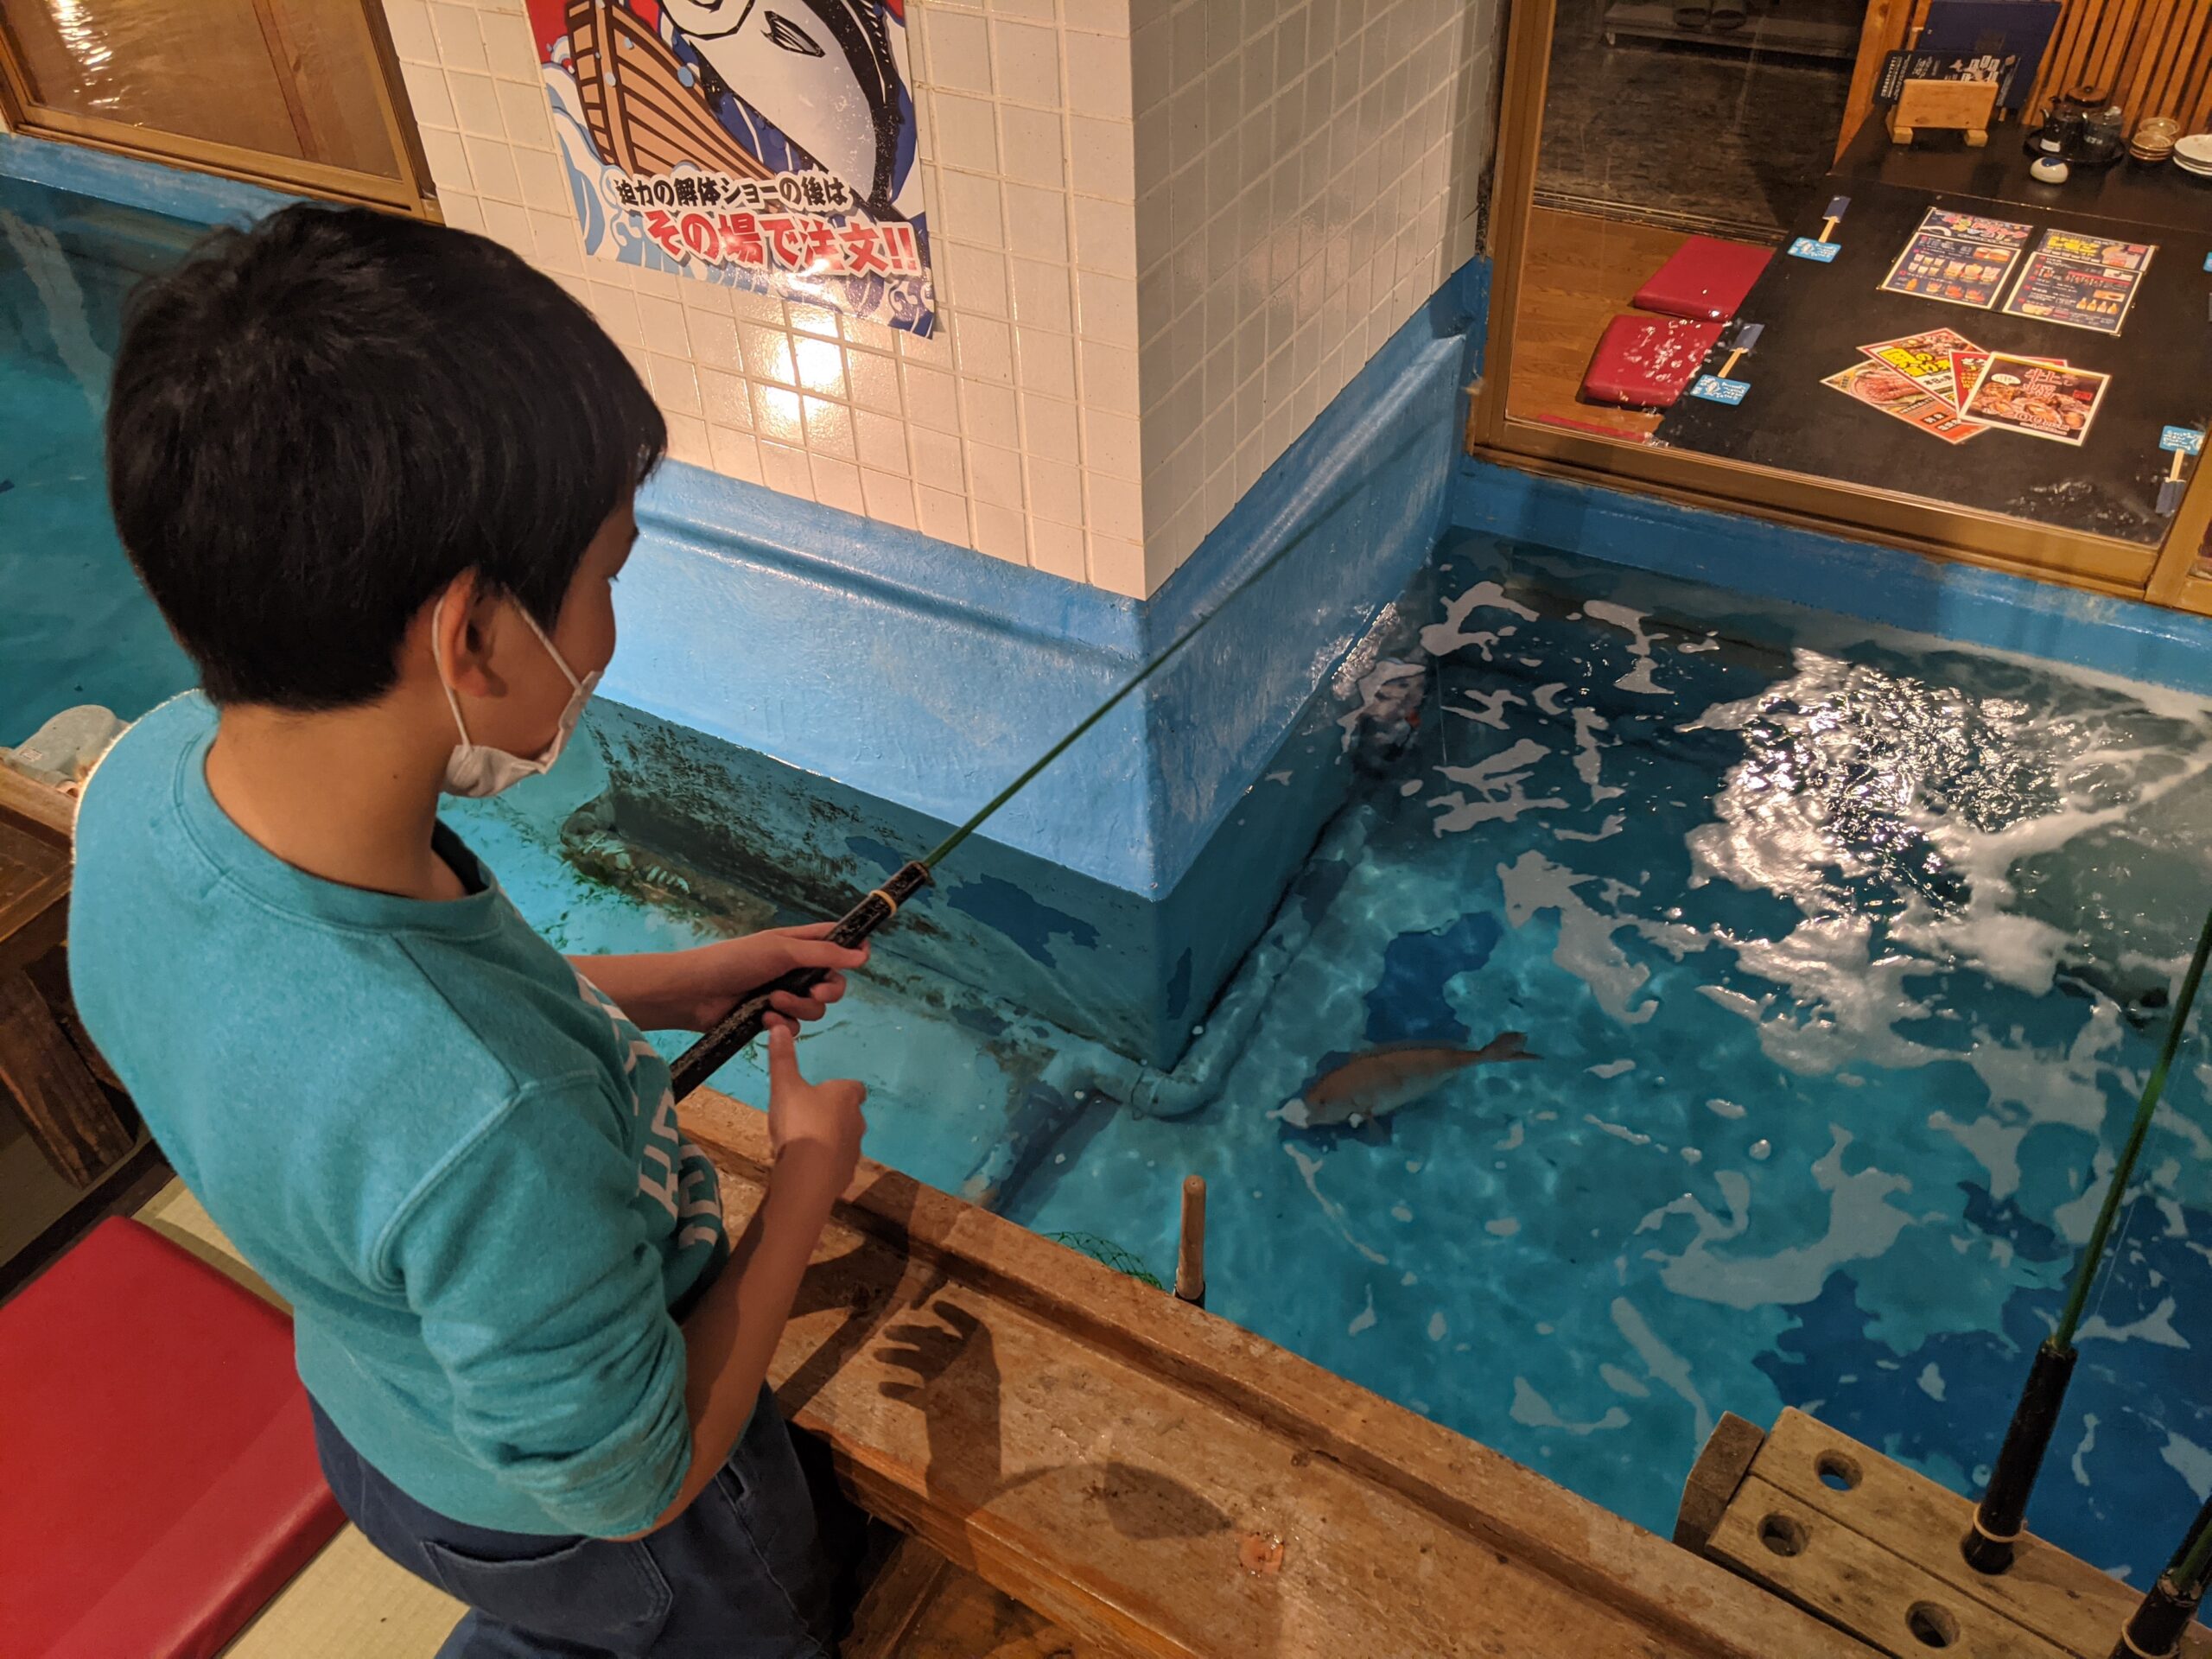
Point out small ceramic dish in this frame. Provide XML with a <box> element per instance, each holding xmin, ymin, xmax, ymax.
<box><xmin>2175</xmin><ymin>132</ymin><xmax>2212</xmax><ymax>168</ymax></box>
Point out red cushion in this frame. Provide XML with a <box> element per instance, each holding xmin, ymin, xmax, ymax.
<box><xmin>0</xmin><ymin>1217</ymin><xmax>343</xmax><ymax>1659</ymax></box>
<box><xmin>1632</xmin><ymin>237</ymin><xmax>1774</xmax><ymax>321</ymax></box>
<box><xmin>1580</xmin><ymin>315</ymin><xmax>1726</xmax><ymax>410</ymax></box>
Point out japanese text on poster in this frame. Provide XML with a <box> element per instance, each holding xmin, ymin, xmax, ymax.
<box><xmin>527</xmin><ymin>0</ymin><xmax>936</xmax><ymax>335</ymax></box>
<box><xmin>1878</xmin><ymin>207</ymin><xmax>2034</xmax><ymax>310</ymax></box>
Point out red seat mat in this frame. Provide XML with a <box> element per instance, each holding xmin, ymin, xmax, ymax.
<box><xmin>1580</xmin><ymin>315</ymin><xmax>1726</xmax><ymax>410</ymax></box>
<box><xmin>0</xmin><ymin>1217</ymin><xmax>343</xmax><ymax>1659</ymax></box>
<box><xmin>1632</xmin><ymin>236</ymin><xmax>1773</xmax><ymax>322</ymax></box>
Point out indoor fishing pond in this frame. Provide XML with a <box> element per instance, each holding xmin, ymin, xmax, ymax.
<box><xmin>11</xmin><ymin>168</ymin><xmax>2212</xmax><ymax>1588</ymax></box>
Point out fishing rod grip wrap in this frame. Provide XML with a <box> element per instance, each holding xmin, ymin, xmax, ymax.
<box><xmin>1963</xmin><ymin>1338</ymin><xmax>2078</xmax><ymax>1573</ymax></box>
<box><xmin>669</xmin><ymin>861</ymin><xmax>932</xmax><ymax>1101</ymax></box>
<box><xmin>2111</xmin><ymin>1574</ymin><xmax>2203</xmax><ymax>1659</ymax></box>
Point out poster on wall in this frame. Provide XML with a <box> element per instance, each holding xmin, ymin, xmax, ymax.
<box><xmin>525</xmin><ymin>0</ymin><xmax>937</xmax><ymax>335</ymax></box>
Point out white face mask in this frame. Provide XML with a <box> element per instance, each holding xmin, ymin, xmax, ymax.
<box><xmin>434</xmin><ymin>594</ymin><xmax>600</xmax><ymax>798</ymax></box>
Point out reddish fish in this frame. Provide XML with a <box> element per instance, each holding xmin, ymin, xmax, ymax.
<box><xmin>1292</xmin><ymin>1033</ymin><xmax>1537</xmax><ymax>1129</ymax></box>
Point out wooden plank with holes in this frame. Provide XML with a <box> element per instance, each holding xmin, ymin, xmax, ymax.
<box><xmin>683</xmin><ymin>1094</ymin><xmax>1880</xmax><ymax>1659</ymax></box>
<box><xmin>1747</xmin><ymin>1410</ymin><xmax>2212</xmax><ymax>1659</ymax></box>
<box><xmin>1709</xmin><ymin>1476</ymin><xmax>2077</xmax><ymax>1659</ymax></box>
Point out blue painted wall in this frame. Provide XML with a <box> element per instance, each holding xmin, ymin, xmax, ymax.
<box><xmin>0</xmin><ymin>130</ymin><xmax>299</xmax><ymax>226</ymax></box>
<box><xmin>603</xmin><ymin>264</ymin><xmax>1486</xmax><ymax>1064</ymax></box>
<box><xmin>1453</xmin><ymin>457</ymin><xmax>2212</xmax><ymax>696</ymax></box>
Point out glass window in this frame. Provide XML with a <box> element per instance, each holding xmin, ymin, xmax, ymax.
<box><xmin>2</xmin><ymin>1</ymin><xmax>417</xmax><ymax>200</ymax></box>
<box><xmin>1484</xmin><ymin>0</ymin><xmax>2212</xmax><ymax>594</ymax></box>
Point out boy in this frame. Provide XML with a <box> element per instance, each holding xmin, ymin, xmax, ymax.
<box><xmin>71</xmin><ymin>204</ymin><xmax>873</xmax><ymax>1657</ymax></box>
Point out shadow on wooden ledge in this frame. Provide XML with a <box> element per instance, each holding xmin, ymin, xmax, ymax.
<box><xmin>683</xmin><ymin>1090</ymin><xmax>1878</xmax><ymax>1659</ymax></box>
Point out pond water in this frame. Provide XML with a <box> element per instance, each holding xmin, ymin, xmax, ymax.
<box><xmin>10</xmin><ymin>169</ymin><xmax>2212</xmax><ymax>1583</ymax></box>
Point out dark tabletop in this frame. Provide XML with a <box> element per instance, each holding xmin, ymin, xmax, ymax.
<box><xmin>1656</xmin><ymin>141</ymin><xmax>2212</xmax><ymax>546</ymax></box>
<box><xmin>1835</xmin><ymin>119</ymin><xmax>2212</xmax><ymax>239</ymax></box>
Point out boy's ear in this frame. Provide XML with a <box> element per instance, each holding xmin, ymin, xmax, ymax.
<box><xmin>422</xmin><ymin>571</ymin><xmax>509</xmax><ymax>700</ymax></box>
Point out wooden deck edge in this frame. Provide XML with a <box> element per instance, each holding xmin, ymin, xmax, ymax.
<box><xmin>686</xmin><ymin>1090</ymin><xmax>1878</xmax><ymax>1659</ymax></box>
<box><xmin>0</xmin><ymin>765</ymin><xmax>76</xmax><ymax>842</ymax></box>
<box><xmin>843</xmin><ymin>1535</ymin><xmax>956</xmax><ymax>1659</ymax></box>
<box><xmin>1676</xmin><ymin>1408</ymin><xmax>2209</xmax><ymax>1659</ymax></box>
<box><xmin>1675</xmin><ymin>1412</ymin><xmax>1768</xmax><ymax>1552</ymax></box>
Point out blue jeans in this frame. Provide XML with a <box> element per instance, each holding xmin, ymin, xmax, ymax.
<box><xmin>310</xmin><ymin>1389</ymin><xmax>859</xmax><ymax>1657</ymax></box>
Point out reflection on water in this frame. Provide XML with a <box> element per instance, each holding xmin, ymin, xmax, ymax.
<box><xmin>43</xmin><ymin>0</ymin><xmax>115</xmax><ymax>83</ymax></box>
<box><xmin>1012</xmin><ymin>543</ymin><xmax>2212</xmax><ymax>1580</ymax></box>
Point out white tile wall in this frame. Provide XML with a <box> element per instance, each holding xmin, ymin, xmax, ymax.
<box><xmin>378</xmin><ymin>0</ymin><xmax>1501</xmax><ymax>600</ymax></box>
<box><xmin>1129</xmin><ymin>0</ymin><xmax>1502</xmax><ymax>591</ymax></box>
<box><xmin>378</xmin><ymin>0</ymin><xmax>1149</xmax><ymax>595</ymax></box>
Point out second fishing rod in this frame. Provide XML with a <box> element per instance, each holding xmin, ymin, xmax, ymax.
<box><xmin>1962</xmin><ymin>901</ymin><xmax>2212</xmax><ymax>1576</ymax></box>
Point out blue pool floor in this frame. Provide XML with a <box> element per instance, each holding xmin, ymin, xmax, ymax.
<box><xmin>10</xmin><ymin>169</ymin><xmax>2212</xmax><ymax>1584</ymax></box>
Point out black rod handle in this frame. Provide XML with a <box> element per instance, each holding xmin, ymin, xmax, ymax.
<box><xmin>1963</xmin><ymin>1339</ymin><xmax>2078</xmax><ymax>1573</ymax></box>
<box><xmin>2112</xmin><ymin>1574</ymin><xmax>2203</xmax><ymax>1659</ymax></box>
<box><xmin>668</xmin><ymin>861</ymin><xmax>931</xmax><ymax>1101</ymax></box>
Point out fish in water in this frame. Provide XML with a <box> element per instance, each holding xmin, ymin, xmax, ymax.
<box><xmin>1288</xmin><ymin>1033</ymin><xmax>1538</xmax><ymax>1133</ymax></box>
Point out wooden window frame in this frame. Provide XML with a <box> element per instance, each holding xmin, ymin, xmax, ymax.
<box><xmin>0</xmin><ymin>0</ymin><xmax>435</xmax><ymax>218</ymax></box>
<box><xmin>1469</xmin><ymin>0</ymin><xmax>2212</xmax><ymax>617</ymax></box>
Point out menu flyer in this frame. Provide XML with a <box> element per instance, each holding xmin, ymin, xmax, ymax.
<box><xmin>1960</xmin><ymin>353</ymin><xmax>2111</xmax><ymax>445</ymax></box>
<box><xmin>1822</xmin><ymin>361</ymin><xmax>1982</xmax><ymax>443</ymax></box>
<box><xmin>2002</xmin><ymin>228</ymin><xmax>2156</xmax><ymax>334</ymax></box>
<box><xmin>1859</xmin><ymin>327</ymin><xmax>1976</xmax><ymax>396</ymax></box>
<box><xmin>1879</xmin><ymin>208</ymin><xmax>2035</xmax><ymax>309</ymax></box>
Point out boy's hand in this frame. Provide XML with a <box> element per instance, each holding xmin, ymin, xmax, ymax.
<box><xmin>764</xmin><ymin>1019</ymin><xmax>866</xmax><ymax>1187</ymax></box>
<box><xmin>664</xmin><ymin>924</ymin><xmax>870</xmax><ymax>1032</ymax></box>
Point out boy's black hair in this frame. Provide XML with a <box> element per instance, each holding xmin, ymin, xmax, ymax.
<box><xmin>106</xmin><ymin>205</ymin><xmax>665</xmax><ymax>709</ymax></box>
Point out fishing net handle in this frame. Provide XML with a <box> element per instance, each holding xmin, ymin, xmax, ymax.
<box><xmin>669</xmin><ymin>861</ymin><xmax>931</xmax><ymax>1100</ymax></box>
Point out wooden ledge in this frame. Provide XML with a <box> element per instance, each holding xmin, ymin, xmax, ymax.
<box><xmin>1678</xmin><ymin>1408</ymin><xmax>2209</xmax><ymax>1659</ymax></box>
<box><xmin>686</xmin><ymin>1090</ymin><xmax>1877</xmax><ymax>1659</ymax></box>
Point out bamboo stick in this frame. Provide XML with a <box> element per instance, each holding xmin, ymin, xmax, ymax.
<box><xmin>1176</xmin><ymin>1175</ymin><xmax>1206</xmax><ymax>1306</ymax></box>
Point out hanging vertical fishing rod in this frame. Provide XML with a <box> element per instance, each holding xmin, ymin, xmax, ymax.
<box><xmin>666</xmin><ymin>531</ymin><xmax>1322</xmax><ymax>1102</ymax></box>
<box><xmin>1962</xmin><ymin>903</ymin><xmax>2212</xmax><ymax>1575</ymax></box>
<box><xmin>2112</xmin><ymin>1494</ymin><xmax>2212</xmax><ymax>1659</ymax></box>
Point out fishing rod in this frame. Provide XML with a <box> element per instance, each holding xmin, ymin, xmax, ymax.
<box><xmin>1962</xmin><ymin>902</ymin><xmax>2212</xmax><ymax>1575</ymax></box>
<box><xmin>666</xmin><ymin>531</ymin><xmax>1319</xmax><ymax>1102</ymax></box>
<box><xmin>2112</xmin><ymin>1493</ymin><xmax>2212</xmax><ymax>1659</ymax></box>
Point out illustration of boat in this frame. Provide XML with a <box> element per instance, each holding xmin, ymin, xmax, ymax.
<box><xmin>565</xmin><ymin>0</ymin><xmax>771</xmax><ymax>181</ymax></box>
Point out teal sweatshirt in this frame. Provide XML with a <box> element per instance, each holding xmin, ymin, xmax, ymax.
<box><xmin>68</xmin><ymin>695</ymin><xmax>728</xmax><ymax>1537</ymax></box>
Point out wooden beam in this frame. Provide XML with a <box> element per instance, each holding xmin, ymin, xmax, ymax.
<box><xmin>245</xmin><ymin>0</ymin><xmax>326</xmax><ymax>164</ymax></box>
<box><xmin>847</xmin><ymin>1537</ymin><xmax>1090</xmax><ymax>1659</ymax></box>
<box><xmin>1837</xmin><ymin>0</ymin><xmax>1925</xmax><ymax>162</ymax></box>
<box><xmin>0</xmin><ymin>966</ymin><xmax>133</xmax><ymax>1188</ymax></box>
<box><xmin>1675</xmin><ymin>1412</ymin><xmax>1768</xmax><ymax>1553</ymax></box>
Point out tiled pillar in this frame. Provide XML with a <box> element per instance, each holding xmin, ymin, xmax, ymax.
<box><xmin>378</xmin><ymin>0</ymin><xmax>1148</xmax><ymax>594</ymax></box>
<box><xmin>375</xmin><ymin>1</ymin><xmax>1500</xmax><ymax>599</ymax></box>
<box><xmin>1129</xmin><ymin>0</ymin><xmax>1500</xmax><ymax>590</ymax></box>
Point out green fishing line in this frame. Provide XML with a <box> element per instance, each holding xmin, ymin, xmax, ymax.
<box><xmin>920</xmin><ymin>520</ymin><xmax>1339</xmax><ymax>869</ymax></box>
